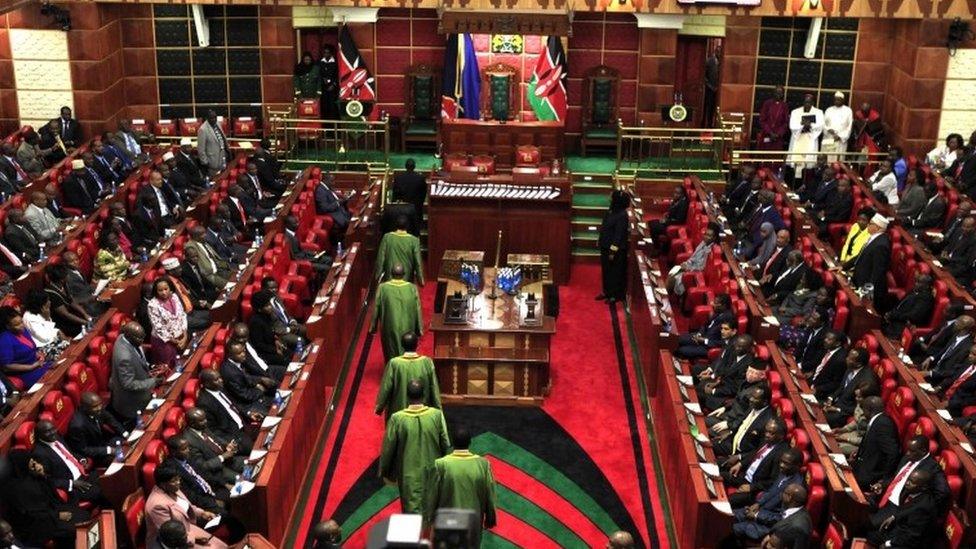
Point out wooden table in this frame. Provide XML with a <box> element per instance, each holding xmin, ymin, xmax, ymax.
<box><xmin>431</xmin><ymin>268</ymin><xmax>554</xmax><ymax>406</ymax></box>
<box><xmin>426</xmin><ymin>173</ymin><xmax>572</xmax><ymax>284</ymax></box>
<box><xmin>440</xmin><ymin>119</ymin><xmax>564</xmax><ymax>168</ymax></box>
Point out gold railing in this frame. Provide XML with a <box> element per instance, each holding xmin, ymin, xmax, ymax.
<box><xmin>267</xmin><ymin>111</ymin><xmax>391</xmax><ymax>169</ymax></box>
<box><xmin>728</xmin><ymin>149</ymin><xmax>889</xmax><ymax>169</ymax></box>
<box><xmin>615</xmin><ymin>120</ymin><xmax>738</xmax><ymax>178</ymax></box>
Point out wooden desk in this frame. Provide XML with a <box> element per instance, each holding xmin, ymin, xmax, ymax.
<box><xmin>75</xmin><ymin>510</ymin><xmax>117</xmax><ymax>549</ymax></box>
<box><xmin>431</xmin><ymin>269</ymin><xmax>554</xmax><ymax>406</ymax></box>
<box><xmin>427</xmin><ymin>174</ymin><xmax>572</xmax><ymax>284</ymax></box>
<box><xmin>628</xmin><ymin>250</ymin><xmax>676</xmax><ymax>396</ymax></box>
<box><xmin>440</xmin><ymin>119</ymin><xmax>564</xmax><ymax>168</ymax></box>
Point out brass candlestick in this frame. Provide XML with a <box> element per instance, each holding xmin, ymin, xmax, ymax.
<box><xmin>486</xmin><ymin>229</ymin><xmax>502</xmax><ymax>301</ymax></box>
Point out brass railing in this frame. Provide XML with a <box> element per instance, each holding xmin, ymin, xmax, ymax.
<box><xmin>728</xmin><ymin>149</ymin><xmax>889</xmax><ymax>169</ymax></box>
<box><xmin>267</xmin><ymin>111</ymin><xmax>391</xmax><ymax>169</ymax></box>
<box><xmin>615</xmin><ymin>121</ymin><xmax>738</xmax><ymax>178</ymax></box>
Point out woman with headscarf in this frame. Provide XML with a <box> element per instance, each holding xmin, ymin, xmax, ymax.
<box><xmin>93</xmin><ymin>229</ymin><xmax>131</xmax><ymax>281</ymax></box>
<box><xmin>293</xmin><ymin>52</ymin><xmax>322</xmax><ymax>100</ymax></box>
<box><xmin>0</xmin><ymin>305</ymin><xmax>50</xmax><ymax>387</ymax></box>
<box><xmin>147</xmin><ymin>277</ymin><xmax>188</xmax><ymax>368</ymax></box>
<box><xmin>22</xmin><ymin>289</ymin><xmax>71</xmax><ymax>360</ymax></box>
<box><xmin>745</xmin><ymin>222</ymin><xmax>776</xmax><ymax>268</ymax></box>
<box><xmin>1</xmin><ymin>450</ymin><xmax>87</xmax><ymax>548</ymax></box>
<box><xmin>597</xmin><ymin>190</ymin><xmax>631</xmax><ymax>303</ymax></box>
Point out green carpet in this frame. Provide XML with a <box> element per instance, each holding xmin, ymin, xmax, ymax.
<box><xmin>573</xmin><ymin>193</ymin><xmax>611</xmax><ymax>208</ymax></box>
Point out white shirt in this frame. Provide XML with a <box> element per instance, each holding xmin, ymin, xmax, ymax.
<box><xmin>888</xmin><ymin>456</ymin><xmax>927</xmax><ymax>505</ymax></box>
<box><xmin>744</xmin><ymin>444</ymin><xmax>776</xmax><ymax>482</ymax></box>
<box><xmin>927</xmin><ymin>145</ymin><xmax>958</xmax><ymax>168</ymax></box>
<box><xmin>866</xmin><ymin>412</ymin><xmax>883</xmax><ymax>433</ymax></box>
<box><xmin>44</xmin><ymin>440</ymin><xmax>83</xmax><ymax>480</ymax></box>
<box><xmin>205</xmin><ymin>388</ymin><xmax>243</xmax><ymax>428</ymax></box>
<box><xmin>246</xmin><ymin>342</ymin><xmax>270</xmax><ymax>372</ymax></box>
<box><xmin>23</xmin><ymin>311</ymin><xmax>59</xmax><ymax>347</ymax></box>
<box><xmin>152</xmin><ymin>186</ymin><xmax>170</xmax><ymax>216</ymax></box>
<box><xmin>871</xmin><ymin>172</ymin><xmax>899</xmax><ymax>205</ymax></box>
<box><xmin>781</xmin><ymin>506</ymin><xmax>803</xmax><ymax>519</ymax></box>
<box><xmin>822</xmin><ymin>105</ymin><xmax>853</xmax><ymax>143</ymax></box>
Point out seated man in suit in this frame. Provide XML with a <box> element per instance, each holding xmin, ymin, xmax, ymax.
<box><xmin>939</xmin><ymin>344</ymin><xmax>976</xmax><ymax>417</ymax></box>
<box><xmin>132</xmin><ymin>193</ymin><xmax>165</xmax><ymax>251</ymax></box>
<box><xmin>699</xmin><ymin>334</ymin><xmax>757</xmax><ymax>411</ymax></box>
<box><xmin>903</xmin><ymin>182</ymin><xmax>947</xmax><ymax>234</ymax></box>
<box><xmin>761</xmin><ymin>250</ymin><xmax>817</xmax><ymax>306</ymax></box>
<box><xmin>163</xmin><ymin>435</ymin><xmax>230</xmax><ymax>514</ymax></box>
<box><xmin>184</xmin><ymin>407</ymin><xmax>245</xmax><ymax>485</ymax></box>
<box><xmin>314</xmin><ymin>176</ymin><xmax>351</xmax><ymax>233</ymax></box>
<box><xmin>760</xmin><ymin>485</ymin><xmax>812</xmax><ymax>549</ymax></box>
<box><xmin>228</xmin><ymin>322</ymin><xmax>286</xmax><ymax>382</ymax></box>
<box><xmin>196</xmin><ymin>369</ymin><xmax>260</xmax><ymax>451</ymax></box>
<box><xmin>65</xmin><ymin>392</ymin><xmax>125</xmax><ymax>468</ymax></box>
<box><xmin>729</xmin><ymin>449</ymin><xmax>805</xmax><ymax>545</ymax></box>
<box><xmin>648</xmin><ymin>186</ymin><xmax>689</xmax><ymax>253</ymax></box>
<box><xmin>219</xmin><ymin>342</ymin><xmax>274</xmax><ymax>413</ymax></box>
<box><xmin>713</xmin><ymin>384</ymin><xmax>773</xmax><ymax>457</ymax></box>
<box><xmin>159</xmin><ymin>155</ymin><xmax>195</xmax><ymax>203</ymax></box>
<box><xmin>675</xmin><ymin>294</ymin><xmax>735</xmax><ymax>360</ymax></box>
<box><xmin>851</xmin><ymin>396</ymin><xmax>901</xmax><ymax>489</ymax></box>
<box><xmin>24</xmin><ymin>191</ymin><xmax>61</xmax><ymax>244</ymax></box>
<box><xmin>175</xmin><ymin>137</ymin><xmax>207</xmax><ymax>190</ymax></box>
<box><xmin>61</xmin><ymin>251</ymin><xmax>103</xmax><ymax>317</ymax></box>
<box><xmin>260</xmin><ymin>277</ymin><xmax>307</xmax><ymax>344</ymax></box>
<box><xmin>244</xmin><ymin>161</ymin><xmax>284</xmax><ymax>204</ymax></box>
<box><xmin>160</xmin><ymin>257</ymin><xmax>211</xmax><ymax>333</ymax></box>
<box><xmin>927</xmin><ymin>199</ymin><xmax>971</xmax><ymax>253</ymax></box>
<box><xmin>754</xmin><ymin>229</ymin><xmax>792</xmax><ymax>285</ymax></box>
<box><xmin>283</xmin><ymin>215</ymin><xmax>332</xmax><ymax>273</ymax></box>
<box><xmin>163</xmin><ymin>151</ymin><xmax>205</xmax><ymax>201</ymax></box>
<box><xmin>813</xmin><ymin>178</ymin><xmax>854</xmax><ymax>237</ymax></box>
<box><xmin>205</xmin><ymin>219</ymin><xmax>244</xmax><ymax>265</ymax></box>
<box><xmin>248</xmin><ymin>291</ymin><xmax>291</xmax><ymax>367</ymax></box>
<box><xmin>789</xmin><ymin>309</ymin><xmax>829</xmax><ymax>372</ymax></box>
<box><xmin>44</xmin><ymin>183</ymin><xmax>67</xmax><ymax>219</ymax></box>
<box><xmin>32</xmin><ymin>420</ymin><xmax>103</xmax><ymax>505</ymax></box>
<box><xmin>727</xmin><ymin>176</ymin><xmax>763</xmax><ymax>226</ymax></box>
<box><xmin>824</xmin><ymin>347</ymin><xmax>878</xmax><ymax>427</ymax></box>
<box><xmin>178</xmin><ymin>247</ymin><xmax>220</xmax><ymax>308</ymax></box>
<box><xmin>922</xmin><ymin>315</ymin><xmax>975</xmax><ymax>386</ymax></box>
<box><xmin>184</xmin><ymin>226</ymin><xmax>232</xmax><ymax>289</ymax></box>
<box><xmin>868</xmin><ymin>435</ymin><xmax>950</xmax><ymax>521</ymax></box>
<box><xmin>139</xmin><ymin>169</ymin><xmax>183</xmax><ymax>227</ymax></box>
<box><xmin>940</xmin><ymin>217</ymin><xmax>976</xmax><ymax>284</ymax></box>
<box><xmin>89</xmin><ymin>140</ymin><xmax>125</xmax><ymax>185</ymax></box>
<box><xmin>865</xmin><ymin>469</ymin><xmax>940</xmax><ymax>549</ymax></box>
<box><xmin>222</xmin><ymin>184</ymin><xmax>269</xmax><ymax>237</ymax></box>
<box><xmin>81</xmin><ymin>152</ymin><xmax>113</xmax><ymax>200</ymax></box>
<box><xmin>722</xmin><ymin>418</ymin><xmax>789</xmax><ymax>508</ymax></box>
<box><xmin>909</xmin><ymin>304</ymin><xmax>966</xmax><ymax>363</ymax></box>
<box><xmin>803</xmin><ymin>331</ymin><xmax>848</xmax><ymax>400</ymax></box>
<box><xmin>61</xmin><ymin>159</ymin><xmax>97</xmax><ymax>215</ymax></box>
<box><xmin>882</xmin><ymin>273</ymin><xmax>936</xmax><ymax>339</ymax></box>
<box><xmin>3</xmin><ymin>208</ymin><xmax>42</xmax><ymax>266</ymax></box>
<box><xmin>692</xmin><ymin>320</ymin><xmax>737</xmax><ymax>380</ymax></box>
<box><xmin>248</xmin><ymin>140</ymin><xmax>285</xmax><ymax>194</ymax></box>
<box><xmin>109</xmin><ymin>321</ymin><xmax>164</xmax><ymax>429</ymax></box>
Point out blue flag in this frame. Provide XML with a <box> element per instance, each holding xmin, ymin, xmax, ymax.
<box><xmin>441</xmin><ymin>33</ymin><xmax>481</xmax><ymax>120</ymax></box>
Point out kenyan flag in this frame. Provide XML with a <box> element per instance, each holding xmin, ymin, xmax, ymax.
<box><xmin>527</xmin><ymin>36</ymin><xmax>568</xmax><ymax>122</ymax></box>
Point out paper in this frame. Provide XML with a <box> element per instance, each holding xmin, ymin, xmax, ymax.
<box><xmin>711</xmin><ymin>501</ymin><xmax>733</xmax><ymax>515</ymax></box>
<box><xmin>763</xmin><ymin>315</ymin><xmax>781</xmax><ymax>327</ymax></box>
<box><xmin>104</xmin><ymin>462</ymin><xmax>124</xmax><ymax>476</ymax></box>
<box><xmin>314</xmin><ymin>295</ymin><xmax>329</xmax><ymax>305</ymax></box>
<box><xmin>307</xmin><ymin>315</ymin><xmax>321</xmax><ymax>322</ymax></box>
<box><xmin>684</xmin><ymin>402</ymin><xmax>702</xmax><ymax>414</ymax></box>
<box><xmin>211</xmin><ymin>300</ymin><xmax>225</xmax><ymax>308</ymax></box>
<box><xmin>203</xmin><ymin>515</ymin><xmax>222</xmax><ymax>530</ymax></box>
<box><xmin>231</xmin><ymin>480</ymin><xmax>255</xmax><ymax>497</ymax></box>
<box><xmin>694</xmin><ymin>432</ymin><xmax>710</xmax><ymax>444</ymax></box>
<box><xmin>676</xmin><ymin>375</ymin><xmax>694</xmax><ymax>387</ymax></box>
<box><xmin>700</xmin><ymin>462</ymin><xmax>721</xmax><ymax>478</ymax></box>
<box><xmin>933</xmin><ymin>259</ymin><xmax>944</xmax><ymax>268</ymax></box>
<box><xmin>94</xmin><ymin>279</ymin><xmax>110</xmax><ymax>295</ymax></box>
<box><xmin>261</xmin><ymin>416</ymin><xmax>282</xmax><ymax>428</ymax></box>
<box><xmin>800</xmin><ymin>393</ymin><xmax>817</xmax><ymax>404</ymax></box>
<box><xmin>166</xmin><ymin>371</ymin><xmax>181</xmax><ymax>383</ymax></box>
<box><xmin>815</xmin><ymin>423</ymin><xmax>831</xmax><ymax>433</ymax></box>
<box><xmin>287</xmin><ymin>362</ymin><xmax>303</xmax><ymax>373</ymax></box>
<box><xmin>248</xmin><ymin>449</ymin><xmax>268</xmax><ymax>461</ymax></box>
<box><xmin>829</xmin><ymin>453</ymin><xmax>849</xmax><ymax>468</ymax></box>
<box><xmin>919</xmin><ymin>382</ymin><xmax>935</xmax><ymax>393</ymax></box>
<box><xmin>937</xmin><ymin>409</ymin><xmax>953</xmax><ymax>421</ymax></box>
<box><xmin>668</xmin><ymin>265</ymin><xmax>682</xmax><ymax>277</ymax></box>
<box><xmin>27</xmin><ymin>382</ymin><xmax>43</xmax><ymax>394</ymax></box>
<box><xmin>961</xmin><ymin>443</ymin><xmax>974</xmax><ymax>454</ymax></box>
<box><xmin>386</xmin><ymin>514</ymin><xmax>423</xmax><ymax>543</ymax></box>
<box><xmin>127</xmin><ymin>430</ymin><xmax>145</xmax><ymax>443</ymax></box>
<box><xmin>747</xmin><ymin>279</ymin><xmax>760</xmax><ymax>287</ymax></box>
<box><xmin>145</xmin><ymin>398</ymin><xmax>165</xmax><ymax>411</ymax></box>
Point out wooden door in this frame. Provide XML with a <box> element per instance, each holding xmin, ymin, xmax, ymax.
<box><xmin>299</xmin><ymin>28</ymin><xmax>339</xmax><ymax>61</ymax></box>
<box><xmin>674</xmin><ymin>36</ymin><xmax>708</xmax><ymax>126</ymax></box>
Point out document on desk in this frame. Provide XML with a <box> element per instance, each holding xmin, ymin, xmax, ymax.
<box><xmin>700</xmin><ymin>462</ymin><xmax>721</xmax><ymax>478</ymax></box>
<box><xmin>684</xmin><ymin>402</ymin><xmax>702</xmax><ymax>415</ymax></box>
<box><xmin>203</xmin><ymin>516</ymin><xmax>222</xmax><ymax>530</ymax></box>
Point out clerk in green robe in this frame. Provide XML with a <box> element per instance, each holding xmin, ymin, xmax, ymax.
<box><xmin>379</xmin><ymin>380</ymin><xmax>451</xmax><ymax>515</ymax></box>
<box><xmin>375</xmin><ymin>216</ymin><xmax>424</xmax><ymax>285</ymax></box>
<box><xmin>370</xmin><ymin>264</ymin><xmax>423</xmax><ymax>363</ymax></box>
<box><xmin>375</xmin><ymin>332</ymin><xmax>441</xmax><ymax>421</ymax></box>
<box><xmin>425</xmin><ymin>427</ymin><xmax>497</xmax><ymax>542</ymax></box>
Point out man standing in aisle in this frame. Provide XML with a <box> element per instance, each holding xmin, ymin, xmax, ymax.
<box><xmin>371</xmin><ymin>264</ymin><xmax>423</xmax><ymax>363</ymax></box>
<box><xmin>425</xmin><ymin>426</ymin><xmax>497</xmax><ymax>542</ymax></box>
<box><xmin>375</xmin><ymin>332</ymin><xmax>440</xmax><ymax>421</ymax></box>
<box><xmin>319</xmin><ymin>45</ymin><xmax>340</xmax><ymax>120</ymax></box>
<box><xmin>197</xmin><ymin>110</ymin><xmax>230</xmax><ymax>177</ymax></box>
<box><xmin>757</xmin><ymin>86</ymin><xmax>789</xmax><ymax>151</ymax></box>
<box><xmin>379</xmin><ymin>380</ymin><xmax>450</xmax><ymax>515</ymax></box>
<box><xmin>787</xmin><ymin>94</ymin><xmax>824</xmax><ymax>186</ymax></box>
<box><xmin>821</xmin><ymin>92</ymin><xmax>853</xmax><ymax>162</ymax></box>
<box><xmin>375</xmin><ymin>216</ymin><xmax>424</xmax><ymax>285</ymax></box>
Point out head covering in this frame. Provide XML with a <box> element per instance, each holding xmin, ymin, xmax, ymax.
<box><xmin>251</xmin><ymin>289</ymin><xmax>273</xmax><ymax>310</ymax></box>
<box><xmin>162</xmin><ymin>151</ymin><xmax>175</xmax><ymax>161</ymax></box>
<box><xmin>870</xmin><ymin>213</ymin><xmax>889</xmax><ymax>230</ymax></box>
<box><xmin>294</xmin><ymin>51</ymin><xmax>315</xmax><ymax>76</ymax></box>
<box><xmin>179</xmin><ymin>137</ymin><xmax>194</xmax><ymax>146</ymax></box>
<box><xmin>752</xmin><ymin>222</ymin><xmax>778</xmax><ymax>266</ymax></box>
<box><xmin>71</xmin><ymin>159</ymin><xmax>85</xmax><ymax>170</ymax></box>
<box><xmin>161</xmin><ymin>257</ymin><xmax>180</xmax><ymax>271</ymax></box>
<box><xmin>834</xmin><ymin>91</ymin><xmax>845</xmax><ymax>99</ymax></box>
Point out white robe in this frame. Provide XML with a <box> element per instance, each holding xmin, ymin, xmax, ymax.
<box><xmin>820</xmin><ymin>105</ymin><xmax>852</xmax><ymax>158</ymax></box>
<box><xmin>788</xmin><ymin>106</ymin><xmax>824</xmax><ymax>169</ymax></box>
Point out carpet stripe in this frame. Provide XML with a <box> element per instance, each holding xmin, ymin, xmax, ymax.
<box><xmin>473</xmin><ymin>432</ymin><xmax>621</xmax><ymax>536</ymax></box>
<box><xmin>481</xmin><ymin>531</ymin><xmax>523</xmax><ymax>549</ymax></box>
<box><xmin>338</xmin><ymin>484</ymin><xmax>398</xmax><ymax>541</ymax></box>
<box><xmin>491</xmin><ymin>509</ymin><xmax>569</xmax><ymax>549</ymax></box>
<box><xmin>486</xmin><ymin>455</ymin><xmax>609</xmax><ymax>545</ymax></box>
<box><xmin>496</xmin><ymin>485</ymin><xmax>587</xmax><ymax>548</ymax></box>
<box><xmin>341</xmin><ymin>498</ymin><xmax>399</xmax><ymax>548</ymax></box>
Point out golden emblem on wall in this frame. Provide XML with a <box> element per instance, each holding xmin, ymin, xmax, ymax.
<box><xmin>491</xmin><ymin>34</ymin><xmax>524</xmax><ymax>54</ymax></box>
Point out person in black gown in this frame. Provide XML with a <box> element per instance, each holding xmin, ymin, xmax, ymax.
<box><xmin>597</xmin><ymin>190</ymin><xmax>631</xmax><ymax>303</ymax></box>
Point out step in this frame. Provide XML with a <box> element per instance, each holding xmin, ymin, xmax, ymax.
<box><xmin>573</xmin><ymin>181</ymin><xmax>615</xmax><ymax>191</ymax></box>
<box><xmin>572</xmin><ymin>193</ymin><xmax>611</xmax><ymax>209</ymax></box>
<box><xmin>572</xmin><ymin>245</ymin><xmax>600</xmax><ymax>257</ymax></box>
<box><xmin>571</xmin><ymin>216</ymin><xmax>603</xmax><ymax>228</ymax></box>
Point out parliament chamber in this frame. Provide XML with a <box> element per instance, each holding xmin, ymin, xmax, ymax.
<box><xmin>0</xmin><ymin>1</ymin><xmax>976</xmax><ymax>548</ymax></box>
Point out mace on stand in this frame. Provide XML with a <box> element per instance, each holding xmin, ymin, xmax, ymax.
<box><xmin>487</xmin><ymin>229</ymin><xmax>502</xmax><ymax>301</ymax></box>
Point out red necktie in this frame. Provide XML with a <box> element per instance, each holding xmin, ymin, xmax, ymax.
<box><xmin>0</xmin><ymin>242</ymin><xmax>22</xmax><ymax>266</ymax></box>
<box><xmin>763</xmin><ymin>247</ymin><xmax>783</xmax><ymax>277</ymax></box>
<box><xmin>53</xmin><ymin>441</ymin><xmax>86</xmax><ymax>476</ymax></box>
<box><xmin>879</xmin><ymin>461</ymin><xmax>913</xmax><ymax>507</ymax></box>
<box><xmin>10</xmin><ymin>158</ymin><xmax>28</xmax><ymax>181</ymax></box>
<box><xmin>234</xmin><ymin>200</ymin><xmax>247</xmax><ymax>225</ymax></box>
<box><xmin>813</xmin><ymin>350</ymin><xmax>833</xmax><ymax>380</ymax></box>
<box><xmin>946</xmin><ymin>365</ymin><xmax>976</xmax><ymax>399</ymax></box>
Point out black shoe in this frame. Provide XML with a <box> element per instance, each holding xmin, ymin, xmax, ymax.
<box><xmin>595</xmin><ymin>294</ymin><xmax>607</xmax><ymax>301</ymax></box>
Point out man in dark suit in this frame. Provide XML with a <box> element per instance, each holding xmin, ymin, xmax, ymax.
<box><xmin>904</xmin><ymin>183</ymin><xmax>947</xmax><ymax>233</ymax></box>
<box><xmin>184</xmin><ymin>407</ymin><xmax>245</xmax><ymax>485</ymax></box>
<box><xmin>850</xmin><ymin>213</ymin><xmax>891</xmax><ymax>311</ymax></box>
<box><xmin>162</xmin><ymin>435</ymin><xmax>228</xmax><ymax>513</ymax></box>
<box><xmin>195</xmin><ymin>369</ymin><xmax>260</xmax><ymax>450</ymax></box>
<box><xmin>883</xmin><ymin>273</ymin><xmax>936</xmax><ymax>339</ymax></box>
<box><xmin>239</xmin><ymin>165</ymin><xmax>279</xmax><ymax>209</ymax></box>
<box><xmin>0</xmin><ymin>142</ymin><xmax>29</xmax><ymax>189</ymax></box>
<box><xmin>946</xmin><ymin>350</ymin><xmax>976</xmax><ymax>417</ymax></box>
<box><xmin>940</xmin><ymin>217</ymin><xmax>976</xmax><ymax>284</ymax></box>
<box><xmin>722</xmin><ymin>418</ymin><xmax>789</xmax><ymax>508</ymax></box>
<box><xmin>909</xmin><ymin>305</ymin><xmax>966</xmax><ymax>363</ymax></box>
<box><xmin>176</xmin><ymin>138</ymin><xmax>207</xmax><ymax>190</ymax></box>
<box><xmin>204</xmin><ymin>219</ymin><xmax>244</xmax><ymax>264</ymax></box>
<box><xmin>699</xmin><ymin>335</ymin><xmax>756</xmax><ymax>410</ymax></box>
<box><xmin>729</xmin><ymin>177</ymin><xmax>763</xmax><ymax>226</ymax></box>
<box><xmin>245</xmin><ymin>159</ymin><xmax>285</xmax><ymax>199</ymax></box>
<box><xmin>851</xmin><ymin>396</ymin><xmax>901</xmax><ymax>488</ymax></box>
<box><xmin>761</xmin><ymin>251</ymin><xmax>817</xmax><ymax>305</ymax></box>
<box><xmin>814</xmin><ymin>178</ymin><xmax>854</xmax><ymax>234</ymax></box>
<box><xmin>109</xmin><ymin>322</ymin><xmax>162</xmax><ymax>428</ymax></box>
<box><xmin>89</xmin><ymin>140</ymin><xmax>124</xmax><ymax>185</ymax></box>
<box><xmin>131</xmin><ymin>193</ymin><xmax>165</xmax><ymax>251</ymax></box>
<box><xmin>138</xmin><ymin>169</ymin><xmax>183</xmax><ymax>227</ymax></box>
<box><xmin>825</xmin><ymin>347</ymin><xmax>878</xmax><ymax>427</ymax></box>
<box><xmin>865</xmin><ymin>469</ymin><xmax>941</xmax><ymax>548</ymax></box>
<box><xmin>163</xmin><ymin>151</ymin><xmax>205</xmax><ymax>200</ymax></box>
<box><xmin>763</xmin><ymin>485</ymin><xmax>813</xmax><ymax>549</ymax></box>
<box><xmin>741</xmin><ymin>190</ymin><xmax>786</xmax><ymax>256</ymax></box>
<box><xmin>805</xmin><ymin>330</ymin><xmax>848</xmax><ymax>399</ymax></box>
<box><xmin>714</xmin><ymin>384</ymin><xmax>773</xmax><ymax>457</ymax></box>
<box><xmin>791</xmin><ymin>309</ymin><xmax>829</xmax><ymax>372</ymax></box>
<box><xmin>868</xmin><ymin>435</ymin><xmax>950</xmax><ymax>519</ymax></box>
<box><xmin>923</xmin><ymin>315</ymin><xmax>975</xmax><ymax>386</ymax></box>
<box><xmin>283</xmin><ymin>215</ymin><xmax>332</xmax><ymax>273</ymax></box>
<box><xmin>248</xmin><ymin>140</ymin><xmax>283</xmax><ymax>192</ymax></box>
<box><xmin>692</xmin><ymin>320</ymin><xmax>737</xmax><ymax>379</ymax></box>
<box><xmin>81</xmin><ymin>152</ymin><xmax>112</xmax><ymax>200</ymax></box>
<box><xmin>314</xmin><ymin>176</ymin><xmax>351</xmax><ymax>232</ymax></box>
<box><xmin>179</xmin><ymin>247</ymin><xmax>220</xmax><ymax>306</ymax></box>
<box><xmin>223</xmin><ymin>184</ymin><xmax>269</xmax><ymax>236</ymax></box>
<box><xmin>61</xmin><ymin>159</ymin><xmax>97</xmax><ymax>215</ymax></box>
<box><xmin>38</xmin><ymin>119</ymin><xmax>67</xmax><ymax>164</ymax></box>
<box><xmin>65</xmin><ymin>392</ymin><xmax>125</xmax><ymax>468</ymax></box>
<box><xmin>2</xmin><ymin>209</ymin><xmax>41</xmax><ymax>264</ymax></box>
<box><xmin>219</xmin><ymin>342</ymin><xmax>274</xmax><ymax>413</ymax></box>
<box><xmin>755</xmin><ymin>229</ymin><xmax>792</xmax><ymax>285</ymax></box>
<box><xmin>801</xmin><ymin>162</ymin><xmax>834</xmax><ymax>205</ymax></box>
<box><xmin>228</xmin><ymin>322</ymin><xmax>286</xmax><ymax>382</ymax></box>
<box><xmin>928</xmin><ymin>199</ymin><xmax>971</xmax><ymax>253</ymax></box>
<box><xmin>676</xmin><ymin>294</ymin><xmax>735</xmax><ymax>359</ymax></box>
<box><xmin>730</xmin><ymin>449</ymin><xmax>805</xmax><ymax>544</ymax></box>
<box><xmin>45</xmin><ymin>183</ymin><xmax>67</xmax><ymax>219</ymax></box>
<box><xmin>54</xmin><ymin>106</ymin><xmax>82</xmax><ymax>148</ymax></box>
<box><xmin>722</xmin><ymin>164</ymin><xmax>755</xmax><ymax>209</ymax></box>
<box><xmin>32</xmin><ymin>420</ymin><xmax>103</xmax><ymax>504</ymax></box>
<box><xmin>391</xmin><ymin>158</ymin><xmax>428</xmax><ymax>229</ymax></box>
<box><xmin>61</xmin><ymin>250</ymin><xmax>103</xmax><ymax>316</ymax></box>
<box><xmin>248</xmin><ymin>290</ymin><xmax>291</xmax><ymax>366</ymax></box>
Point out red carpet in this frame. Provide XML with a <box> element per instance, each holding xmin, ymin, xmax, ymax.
<box><xmin>290</xmin><ymin>264</ymin><xmax>670</xmax><ymax>548</ymax></box>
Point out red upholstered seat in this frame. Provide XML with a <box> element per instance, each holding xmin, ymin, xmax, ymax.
<box><xmin>142</xmin><ymin>438</ymin><xmax>169</xmax><ymax>489</ymax></box>
<box><xmin>945</xmin><ymin>508</ymin><xmax>965</xmax><ymax>549</ymax></box>
<box><xmin>179</xmin><ymin>118</ymin><xmax>202</xmax><ymax>136</ymax></box>
<box><xmin>162</xmin><ymin>407</ymin><xmax>186</xmax><ymax>440</ymax></box>
<box><xmin>471</xmin><ymin>155</ymin><xmax>495</xmax><ymax>175</ymax></box>
<box><xmin>130</xmin><ymin>119</ymin><xmax>149</xmax><ymax>134</ymax></box>
<box><xmin>14</xmin><ymin>420</ymin><xmax>35</xmax><ymax>450</ymax></box>
<box><xmin>233</xmin><ymin>117</ymin><xmax>257</xmax><ymax>137</ymax></box>
<box><xmin>442</xmin><ymin>154</ymin><xmax>468</xmax><ymax>171</ymax></box>
<box><xmin>122</xmin><ymin>490</ymin><xmax>146</xmax><ymax>548</ymax></box>
<box><xmin>66</xmin><ymin>362</ymin><xmax>99</xmax><ymax>398</ymax></box>
<box><xmin>515</xmin><ymin>145</ymin><xmax>541</xmax><ymax>166</ymax></box>
<box><xmin>154</xmin><ymin>119</ymin><xmax>177</xmax><ymax>138</ymax></box>
<box><xmin>822</xmin><ymin>517</ymin><xmax>847</xmax><ymax>549</ymax></box>
<box><xmin>886</xmin><ymin>387</ymin><xmax>917</xmax><ymax>437</ymax></box>
<box><xmin>41</xmin><ymin>390</ymin><xmax>75</xmax><ymax>435</ymax></box>
<box><xmin>182</xmin><ymin>378</ymin><xmax>200</xmax><ymax>410</ymax></box>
